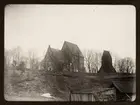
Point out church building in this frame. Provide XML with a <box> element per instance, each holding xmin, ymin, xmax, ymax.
<box><xmin>43</xmin><ymin>41</ymin><xmax>85</xmax><ymax>72</ymax></box>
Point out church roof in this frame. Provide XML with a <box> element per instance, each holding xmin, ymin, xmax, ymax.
<box><xmin>49</xmin><ymin>47</ymin><xmax>65</xmax><ymax>62</ymax></box>
<box><xmin>63</xmin><ymin>41</ymin><xmax>84</xmax><ymax>57</ymax></box>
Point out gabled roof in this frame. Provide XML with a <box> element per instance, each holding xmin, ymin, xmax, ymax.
<box><xmin>62</xmin><ymin>41</ymin><xmax>84</xmax><ymax>57</ymax></box>
<box><xmin>49</xmin><ymin>46</ymin><xmax>65</xmax><ymax>62</ymax></box>
<box><xmin>112</xmin><ymin>79</ymin><xmax>136</xmax><ymax>94</ymax></box>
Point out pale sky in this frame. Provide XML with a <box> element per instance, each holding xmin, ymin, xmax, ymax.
<box><xmin>5</xmin><ymin>5</ymin><xmax>136</xmax><ymax>60</ymax></box>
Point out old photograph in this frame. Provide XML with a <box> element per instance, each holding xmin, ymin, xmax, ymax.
<box><xmin>4</xmin><ymin>5</ymin><xmax>136</xmax><ymax>101</ymax></box>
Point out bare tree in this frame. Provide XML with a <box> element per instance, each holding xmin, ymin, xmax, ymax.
<box><xmin>12</xmin><ymin>60</ymin><xmax>17</xmax><ymax>69</ymax></box>
<box><xmin>115</xmin><ymin>57</ymin><xmax>135</xmax><ymax>73</ymax></box>
<box><xmin>124</xmin><ymin>57</ymin><xmax>135</xmax><ymax>73</ymax></box>
<box><xmin>5</xmin><ymin>49</ymin><xmax>13</xmax><ymax>69</ymax></box>
<box><xmin>5</xmin><ymin>47</ymin><xmax>23</xmax><ymax>70</ymax></box>
<box><xmin>28</xmin><ymin>50</ymin><xmax>39</xmax><ymax>70</ymax></box>
<box><xmin>83</xmin><ymin>50</ymin><xmax>102</xmax><ymax>73</ymax></box>
<box><xmin>5</xmin><ymin>46</ymin><xmax>23</xmax><ymax>70</ymax></box>
<box><xmin>16</xmin><ymin>61</ymin><xmax>26</xmax><ymax>73</ymax></box>
<box><xmin>21</xmin><ymin>56</ymin><xmax>28</xmax><ymax>67</ymax></box>
<box><xmin>11</xmin><ymin>46</ymin><xmax>22</xmax><ymax>65</ymax></box>
<box><xmin>91</xmin><ymin>52</ymin><xmax>102</xmax><ymax>73</ymax></box>
<box><xmin>112</xmin><ymin>54</ymin><xmax>121</xmax><ymax>72</ymax></box>
<box><xmin>83</xmin><ymin>50</ymin><xmax>93</xmax><ymax>73</ymax></box>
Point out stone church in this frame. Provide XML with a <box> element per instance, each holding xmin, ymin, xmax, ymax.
<box><xmin>43</xmin><ymin>41</ymin><xmax>85</xmax><ymax>72</ymax></box>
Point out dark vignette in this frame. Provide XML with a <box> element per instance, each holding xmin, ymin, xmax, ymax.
<box><xmin>0</xmin><ymin>0</ymin><xmax>139</xmax><ymax>105</ymax></box>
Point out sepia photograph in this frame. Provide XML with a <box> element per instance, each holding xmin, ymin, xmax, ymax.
<box><xmin>4</xmin><ymin>4</ymin><xmax>136</xmax><ymax>101</ymax></box>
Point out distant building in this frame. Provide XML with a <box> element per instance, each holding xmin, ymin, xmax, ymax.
<box><xmin>98</xmin><ymin>50</ymin><xmax>116</xmax><ymax>74</ymax></box>
<box><xmin>43</xmin><ymin>41</ymin><xmax>85</xmax><ymax>72</ymax></box>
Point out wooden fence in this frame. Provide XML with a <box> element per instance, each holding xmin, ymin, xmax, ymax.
<box><xmin>70</xmin><ymin>88</ymin><xmax>116</xmax><ymax>101</ymax></box>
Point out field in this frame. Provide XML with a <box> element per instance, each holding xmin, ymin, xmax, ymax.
<box><xmin>4</xmin><ymin>68</ymin><xmax>136</xmax><ymax>101</ymax></box>
<box><xmin>4</xmin><ymin>68</ymin><xmax>65</xmax><ymax>101</ymax></box>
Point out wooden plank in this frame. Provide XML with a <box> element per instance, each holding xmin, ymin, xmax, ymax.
<box><xmin>70</xmin><ymin>87</ymin><xmax>116</xmax><ymax>101</ymax></box>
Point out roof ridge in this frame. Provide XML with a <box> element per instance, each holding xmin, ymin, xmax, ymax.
<box><xmin>63</xmin><ymin>41</ymin><xmax>84</xmax><ymax>57</ymax></box>
<box><xmin>64</xmin><ymin>41</ymin><xmax>78</xmax><ymax>46</ymax></box>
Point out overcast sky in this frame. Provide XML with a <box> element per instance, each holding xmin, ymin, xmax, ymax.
<box><xmin>5</xmin><ymin>5</ymin><xmax>136</xmax><ymax>59</ymax></box>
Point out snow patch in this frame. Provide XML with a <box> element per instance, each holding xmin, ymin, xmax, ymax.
<box><xmin>41</xmin><ymin>93</ymin><xmax>52</xmax><ymax>98</ymax></box>
<box><xmin>131</xmin><ymin>94</ymin><xmax>136</xmax><ymax>101</ymax></box>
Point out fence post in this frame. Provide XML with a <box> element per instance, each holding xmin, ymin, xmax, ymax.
<box><xmin>69</xmin><ymin>90</ymin><xmax>71</xmax><ymax>101</ymax></box>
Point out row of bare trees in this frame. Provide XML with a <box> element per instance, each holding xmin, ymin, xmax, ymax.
<box><xmin>83</xmin><ymin>50</ymin><xmax>135</xmax><ymax>74</ymax></box>
<box><xmin>4</xmin><ymin>47</ymin><xmax>50</xmax><ymax>97</ymax></box>
<box><xmin>83</xmin><ymin>50</ymin><xmax>102</xmax><ymax>73</ymax></box>
<box><xmin>114</xmin><ymin>57</ymin><xmax>135</xmax><ymax>73</ymax></box>
<box><xmin>5</xmin><ymin>46</ymin><xmax>42</xmax><ymax>73</ymax></box>
<box><xmin>5</xmin><ymin>47</ymin><xmax>135</xmax><ymax>74</ymax></box>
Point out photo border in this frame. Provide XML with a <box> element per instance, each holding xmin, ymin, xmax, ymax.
<box><xmin>1</xmin><ymin>0</ymin><xmax>139</xmax><ymax>105</ymax></box>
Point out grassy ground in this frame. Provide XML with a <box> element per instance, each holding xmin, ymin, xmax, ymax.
<box><xmin>5</xmin><ymin>69</ymin><xmax>129</xmax><ymax>101</ymax></box>
<box><xmin>4</xmin><ymin>69</ymin><xmax>64</xmax><ymax>101</ymax></box>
